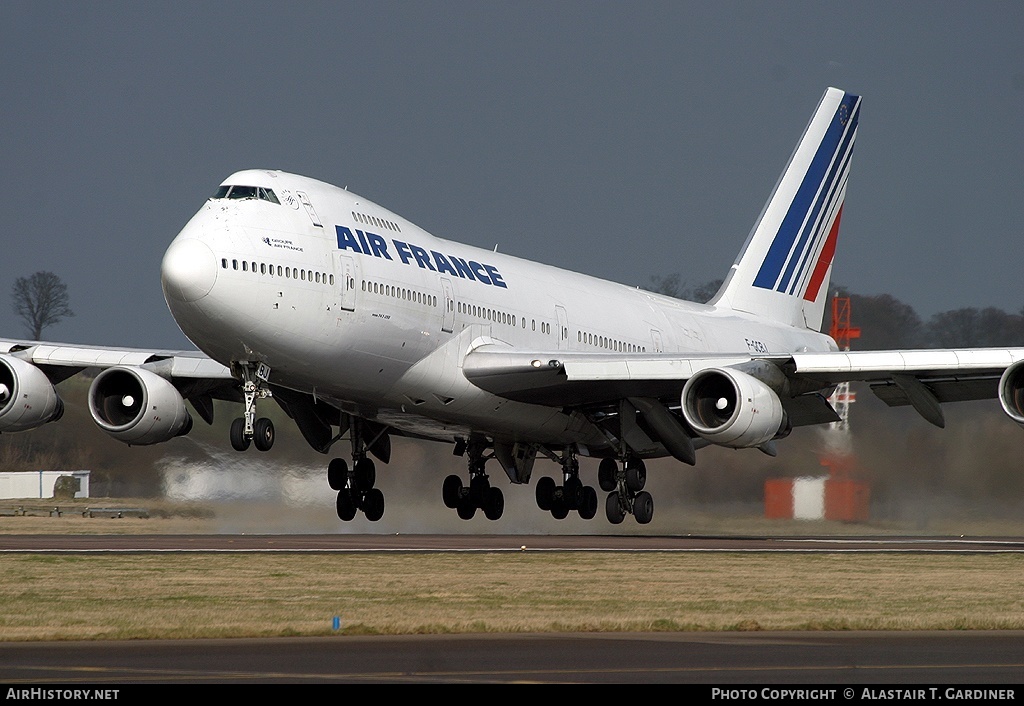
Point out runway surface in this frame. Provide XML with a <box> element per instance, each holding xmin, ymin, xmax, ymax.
<box><xmin>3</xmin><ymin>533</ymin><xmax>1024</xmax><ymax>552</ymax></box>
<box><xmin>4</xmin><ymin>533</ymin><xmax>1023</xmax><ymax>684</ymax></box>
<box><xmin>2</xmin><ymin>632</ymin><xmax>1024</xmax><ymax>684</ymax></box>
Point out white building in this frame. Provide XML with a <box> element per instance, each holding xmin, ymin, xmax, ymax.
<box><xmin>0</xmin><ymin>471</ymin><xmax>90</xmax><ymax>499</ymax></box>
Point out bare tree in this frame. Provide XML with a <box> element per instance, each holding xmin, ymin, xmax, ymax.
<box><xmin>11</xmin><ymin>271</ymin><xmax>74</xmax><ymax>340</ymax></box>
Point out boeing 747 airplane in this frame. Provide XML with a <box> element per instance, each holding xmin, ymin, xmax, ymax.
<box><xmin>2</xmin><ymin>88</ymin><xmax>1022</xmax><ymax>524</ymax></box>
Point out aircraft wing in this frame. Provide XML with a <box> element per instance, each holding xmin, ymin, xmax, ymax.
<box><xmin>0</xmin><ymin>338</ymin><xmax>232</xmax><ymax>380</ymax></box>
<box><xmin>0</xmin><ymin>338</ymin><xmax>237</xmax><ymax>427</ymax></box>
<box><xmin>463</xmin><ymin>346</ymin><xmax>1024</xmax><ymax>429</ymax></box>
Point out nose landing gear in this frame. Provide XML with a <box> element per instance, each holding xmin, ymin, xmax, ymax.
<box><xmin>229</xmin><ymin>362</ymin><xmax>275</xmax><ymax>452</ymax></box>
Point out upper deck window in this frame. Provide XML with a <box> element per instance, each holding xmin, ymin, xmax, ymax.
<box><xmin>212</xmin><ymin>185</ymin><xmax>280</xmax><ymax>204</ymax></box>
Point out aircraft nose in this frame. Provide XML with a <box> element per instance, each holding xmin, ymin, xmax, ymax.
<box><xmin>161</xmin><ymin>237</ymin><xmax>218</xmax><ymax>303</ymax></box>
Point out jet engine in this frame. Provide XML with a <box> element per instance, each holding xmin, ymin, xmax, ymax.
<box><xmin>0</xmin><ymin>354</ymin><xmax>64</xmax><ymax>432</ymax></box>
<box><xmin>999</xmin><ymin>360</ymin><xmax>1024</xmax><ymax>427</ymax></box>
<box><xmin>88</xmin><ymin>366</ymin><xmax>192</xmax><ymax>445</ymax></box>
<box><xmin>681</xmin><ymin>367</ymin><xmax>787</xmax><ymax>448</ymax></box>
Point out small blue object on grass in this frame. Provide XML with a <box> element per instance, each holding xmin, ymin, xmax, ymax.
<box><xmin>333</xmin><ymin>616</ymin><xmax>341</xmax><ymax>630</ymax></box>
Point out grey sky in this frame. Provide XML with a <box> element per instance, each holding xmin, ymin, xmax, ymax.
<box><xmin>2</xmin><ymin>2</ymin><xmax>1022</xmax><ymax>349</ymax></box>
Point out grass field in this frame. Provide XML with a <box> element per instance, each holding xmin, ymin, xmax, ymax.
<box><xmin>2</xmin><ymin>500</ymin><xmax>1024</xmax><ymax>641</ymax></box>
<box><xmin>2</xmin><ymin>551</ymin><xmax>1023</xmax><ymax>641</ymax></box>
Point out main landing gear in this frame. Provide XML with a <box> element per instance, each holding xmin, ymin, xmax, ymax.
<box><xmin>329</xmin><ymin>417</ymin><xmax>386</xmax><ymax>522</ymax></box>
<box><xmin>534</xmin><ymin>450</ymin><xmax>599</xmax><ymax>520</ymax></box>
<box><xmin>443</xmin><ymin>440</ymin><xmax>504</xmax><ymax>521</ymax></box>
<box><xmin>229</xmin><ymin>362</ymin><xmax>276</xmax><ymax>452</ymax></box>
<box><xmin>599</xmin><ymin>457</ymin><xmax>654</xmax><ymax>524</ymax></box>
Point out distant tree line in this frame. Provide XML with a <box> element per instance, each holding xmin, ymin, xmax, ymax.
<box><xmin>647</xmin><ymin>275</ymin><xmax>1024</xmax><ymax>349</ymax></box>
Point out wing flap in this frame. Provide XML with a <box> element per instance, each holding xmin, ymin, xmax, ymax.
<box><xmin>463</xmin><ymin>348</ymin><xmax>759</xmax><ymax>406</ymax></box>
<box><xmin>790</xmin><ymin>348</ymin><xmax>1023</xmax><ymax>380</ymax></box>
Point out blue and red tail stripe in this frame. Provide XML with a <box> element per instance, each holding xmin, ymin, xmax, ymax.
<box><xmin>752</xmin><ymin>93</ymin><xmax>860</xmax><ymax>299</ymax></box>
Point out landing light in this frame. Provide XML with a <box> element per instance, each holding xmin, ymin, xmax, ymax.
<box><xmin>531</xmin><ymin>360</ymin><xmax>542</xmax><ymax>368</ymax></box>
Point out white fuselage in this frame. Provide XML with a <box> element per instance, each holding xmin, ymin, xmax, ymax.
<box><xmin>161</xmin><ymin>170</ymin><xmax>835</xmax><ymax>453</ymax></box>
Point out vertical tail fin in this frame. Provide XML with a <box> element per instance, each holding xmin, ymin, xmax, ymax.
<box><xmin>710</xmin><ymin>87</ymin><xmax>860</xmax><ymax>330</ymax></box>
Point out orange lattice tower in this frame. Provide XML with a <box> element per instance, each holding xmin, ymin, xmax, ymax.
<box><xmin>821</xmin><ymin>296</ymin><xmax>860</xmax><ymax>480</ymax></box>
<box><xmin>821</xmin><ymin>296</ymin><xmax>870</xmax><ymax>519</ymax></box>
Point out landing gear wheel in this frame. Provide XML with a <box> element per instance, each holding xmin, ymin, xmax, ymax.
<box><xmin>633</xmin><ymin>491</ymin><xmax>654</xmax><ymax>524</ymax></box>
<box><xmin>229</xmin><ymin>417</ymin><xmax>250</xmax><ymax>451</ymax></box>
<box><xmin>354</xmin><ymin>458</ymin><xmax>376</xmax><ymax>490</ymax></box>
<box><xmin>625</xmin><ymin>459</ymin><xmax>647</xmax><ymax>492</ymax></box>
<box><xmin>483</xmin><ymin>486</ymin><xmax>504</xmax><ymax>521</ymax></box>
<box><xmin>336</xmin><ymin>490</ymin><xmax>357</xmax><ymax>521</ymax></box>
<box><xmin>551</xmin><ymin>496</ymin><xmax>569</xmax><ymax>520</ymax></box>
<box><xmin>328</xmin><ymin>458</ymin><xmax>348</xmax><ymax>491</ymax></box>
<box><xmin>362</xmin><ymin>488</ymin><xmax>385</xmax><ymax>521</ymax></box>
<box><xmin>598</xmin><ymin>458</ymin><xmax>617</xmax><ymax>492</ymax></box>
<box><xmin>469</xmin><ymin>475</ymin><xmax>490</xmax><ymax>506</ymax></box>
<box><xmin>606</xmin><ymin>492</ymin><xmax>626</xmax><ymax>524</ymax></box>
<box><xmin>253</xmin><ymin>417</ymin><xmax>275</xmax><ymax>452</ymax></box>
<box><xmin>563</xmin><ymin>477</ymin><xmax>583</xmax><ymax>510</ymax></box>
<box><xmin>535</xmin><ymin>476</ymin><xmax>556</xmax><ymax>511</ymax></box>
<box><xmin>578</xmin><ymin>486</ymin><xmax>598</xmax><ymax>520</ymax></box>
<box><xmin>456</xmin><ymin>496</ymin><xmax>476</xmax><ymax>520</ymax></box>
<box><xmin>442</xmin><ymin>475</ymin><xmax>462</xmax><ymax>509</ymax></box>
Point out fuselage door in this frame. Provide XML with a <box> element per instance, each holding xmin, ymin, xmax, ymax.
<box><xmin>335</xmin><ymin>253</ymin><xmax>357</xmax><ymax>311</ymax></box>
<box><xmin>555</xmin><ymin>305</ymin><xmax>569</xmax><ymax>351</ymax></box>
<box><xmin>440</xmin><ymin>278</ymin><xmax>455</xmax><ymax>333</ymax></box>
<box><xmin>296</xmin><ymin>191</ymin><xmax>323</xmax><ymax>228</ymax></box>
<box><xmin>650</xmin><ymin>328</ymin><xmax>664</xmax><ymax>353</ymax></box>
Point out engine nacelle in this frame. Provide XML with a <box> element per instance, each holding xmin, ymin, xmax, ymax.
<box><xmin>681</xmin><ymin>367</ymin><xmax>787</xmax><ymax>448</ymax></box>
<box><xmin>0</xmin><ymin>354</ymin><xmax>64</xmax><ymax>432</ymax></box>
<box><xmin>88</xmin><ymin>366</ymin><xmax>192</xmax><ymax>445</ymax></box>
<box><xmin>999</xmin><ymin>360</ymin><xmax>1024</xmax><ymax>427</ymax></box>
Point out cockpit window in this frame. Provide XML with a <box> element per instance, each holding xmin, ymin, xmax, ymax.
<box><xmin>211</xmin><ymin>185</ymin><xmax>281</xmax><ymax>204</ymax></box>
<box><xmin>227</xmin><ymin>185</ymin><xmax>258</xmax><ymax>200</ymax></box>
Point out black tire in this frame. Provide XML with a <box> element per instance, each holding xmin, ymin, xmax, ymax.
<box><xmin>354</xmin><ymin>457</ymin><xmax>376</xmax><ymax>490</ymax></box>
<box><xmin>327</xmin><ymin>458</ymin><xmax>348</xmax><ymax>491</ymax></box>
<box><xmin>564</xmin><ymin>477</ymin><xmax>583</xmax><ymax>510</ymax></box>
<box><xmin>598</xmin><ymin>458</ymin><xmax>617</xmax><ymax>492</ymax></box>
<box><xmin>336</xmin><ymin>490</ymin><xmax>357</xmax><ymax>521</ymax></box>
<box><xmin>535</xmin><ymin>476</ymin><xmax>556</xmax><ymax>511</ymax></box>
<box><xmin>469</xmin><ymin>475</ymin><xmax>490</xmax><ymax>507</ymax></box>
<box><xmin>625</xmin><ymin>459</ymin><xmax>646</xmax><ymax>492</ymax></box>
<box><xmin>550</xmin><ymin>496</ymin><xmax>569</xmax><ymax>520</ymax></box>
<box><xmin>578</xmin><ymin>486</ymin><xmax>598</xmax><ymax>520</ymax></box>
<box><xmin>456</xmin><ymin>496</ymin><xmax>476</xmax><ymax>520</ymax></box>
<box><xmin>253</xmin><ymin>417</ymin><xmax>275</xmax><ymax>452</ymax></box>
<box><xmin>605</xmin><ymin>492</ymin><xmax>625</xmax><ymax>525</ymax></box>
<box><xmin>634</xmin><ymin>491</ymin><xmax>654</xmax><ymax>524</ymax></box>
<box><xmin>442</xmin><ymin>475</ymin><xmax>463</xmax><ymax>509</ymax></box>
<box><xmin>483</xmin><ymin>486</ymin><xmax>504</xmax><ymax>521</ymax></box>
<box><xmin>362</xmin><ymin>488</ymin><xmax>385</xmax><ymax>522</ymax></box>
<box><xmin>229</xmin><ymin>417</ymin><xmax>250</xmax><ymax>451</ymax></box>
